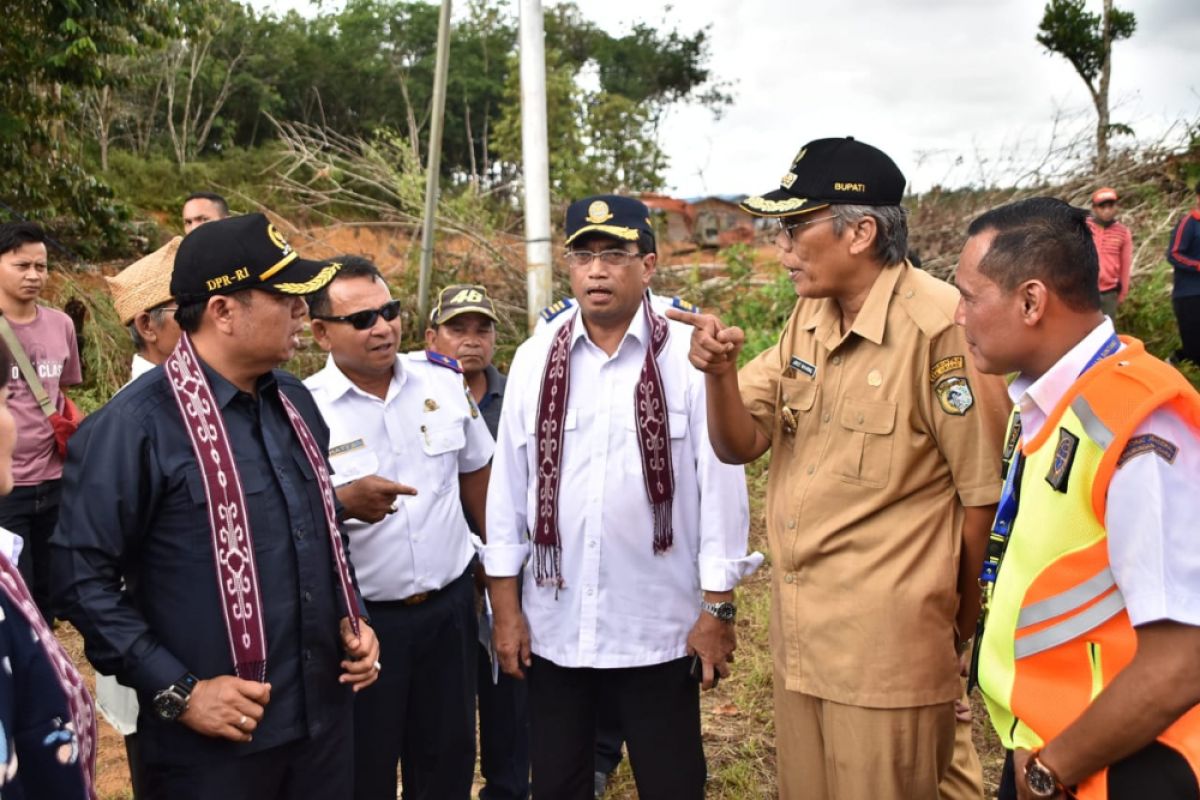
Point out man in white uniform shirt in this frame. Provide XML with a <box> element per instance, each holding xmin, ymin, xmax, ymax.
<box><xmin>484</xmin><ymin>195</ymin><xmax>760</xmax><ymax>800</ymax></box>
<box><xmin>304</xmin><ymin>257</ymin><xmax>493</xmax><ymax>800</ymax></box>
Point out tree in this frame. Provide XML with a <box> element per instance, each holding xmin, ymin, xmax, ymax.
<box><xmin>1036</xmin><ymin>0</ymin><xmax>1136</xmax><ymax>171</ymax></box>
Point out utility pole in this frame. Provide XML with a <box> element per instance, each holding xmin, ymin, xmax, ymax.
<box><xmin>518</xmin><ymin>0</ymin><xmax>552</xmax><ymax>332</ymax></box>
<box><xmin>417</xmin><ymin>0</ymin><xmax>453</xmax><ymax>326</ymax></box>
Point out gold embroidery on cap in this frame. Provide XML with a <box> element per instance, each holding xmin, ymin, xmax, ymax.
<box><xmin>586</xmin><ymin>200</ymin><xmax>613</xmax><ymax>224</ymax></box>
<box><xmin>273</xmin><ymin>262</ymin><xmax>342</xmax><ymax>294</ymax></box>
<box><xmin>834</xmin><ymin>182</ymin><xmax>866</xmax><ymax>192</ymax></box>
<box><xmin>780</xmin><ymin>173</ymin><xmax>797</xmax><ymax>189</ymax></box>
<box><xmin>267</xmin><ymin>223</ymin><xmax>292</xmax><ymax>254</ymax></box>
<box><xmin>742</xmin><ymin>195</ymin><xmax>808</xmax><ymax>213</ymax></box>
<box><xmin>792</xmin><ymin>147</ymin><xmax>807</xmax><ymax>165</ymax></box>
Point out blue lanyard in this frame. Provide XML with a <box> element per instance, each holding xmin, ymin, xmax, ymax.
<box><xmin>979</xmin><ymin>332</ymin><xmax>1120</xmax><ymax>588</ymax></box>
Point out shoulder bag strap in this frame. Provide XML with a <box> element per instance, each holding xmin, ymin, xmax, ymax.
<box><xmin>0</xmin><ymin>314</ymin><xmax>55</xmax><ymax>417</ymax></box>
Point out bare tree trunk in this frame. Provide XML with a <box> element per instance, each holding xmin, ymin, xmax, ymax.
<box><xmin>464</xmin><ymin>95</ymin><xmax>478</xmax><ymax>188</ymax></box>
<box><xmin>397</xmin><ymin>71</ymin><xmax>422</xmax><ymax>165</ymax></box>
<box><xmin>1096</xmin><ymin>0</ymin><xmax>1114</xmax><ymax>170</ymax></box>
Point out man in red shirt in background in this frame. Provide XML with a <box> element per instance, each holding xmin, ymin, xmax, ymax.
<box><xmin>1087</xmin><ymin>187</ymin><xmax>1134</xmax><ymax>322</ymax></box>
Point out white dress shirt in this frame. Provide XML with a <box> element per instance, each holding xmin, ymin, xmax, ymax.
<box><xmin>483</xmin><ymin>304</ymin><xmax>761</xmax><ymax>669</ymax></box>
<box><xmin>130</xmin><ymin>353</ymin><xmax>156</xmax><ymax>381</ymax></box>
<box><xmin>305</xmin><ymin>351</ymin><xmax>494</xmax><ymax>600</ymax></box>
<box><xmin>1010</xmin><ymin>318</ymin><xmax>1200</xmax><ymax>627</ymax></box>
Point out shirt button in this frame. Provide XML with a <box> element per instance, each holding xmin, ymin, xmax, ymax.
<box><xmin>304</xmin><ymin>649</ymin><xmax>313</xmax><ymax>662</ymax></box>
<box><xmin>784</xmin><ymin>573</ymin><xmax>796</xmax><ymax>584</ymax></box>
<box><xmin>822</xmin><ymin>413</ymin><xmax>830</xmax><ymax>423</ymax></box>
<box><xmin>857</xmin><ymin>413</ymin><xmax>865</xmax><ymax>424</ymax></box>
<box><xmin>782</xmin><ymin>393</ymin><xmax>789</xmax><ymax>403</ymax></box>
<box><xmin>586</xmin><ymin>587</ymin><xmax>594</xmax><ymax>596</ymax></box>
<box><xmin>294</xmin><ymin>528</ymin><xmax>305</xmax><ymax>541</ymax></box>
<box><xmin>806</xmin><ymin>464</ymin><xmax>815</xmax><ymax>475</ymax></box>
<box><xmin>303</xmin><ymin>590</ymin><xmax>312</xmax><ymax>603</ymax></box>
<box><xmin>905</xmin><ymin>290</ymin><xmax>915</xmax><ymax>299</ymax></box>
<box><xmin>786</xmin><ymin>519</ymin><xmax>796</xmax><ymax>530</ymax></box>
<box><xmin>831</xmin><ymin>356</ymin><xmax>841</xmax><ymax>365</ymax></box>
<box><xmin>589</xmin><ymin>540</ymin><xmax>596</xmax><ymax>548</ymax></box>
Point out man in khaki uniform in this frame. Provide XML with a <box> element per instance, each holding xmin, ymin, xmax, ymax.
<box><xmin>668</xmin><ymin>137</ymin><xmax>1008</xmax><ymax>799</ymax></box>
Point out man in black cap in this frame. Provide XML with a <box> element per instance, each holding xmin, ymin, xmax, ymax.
<box><xmin>668</xmin><ymin>138</ymin><xmax>1010</xmax><ymax>799</ymax></box>
<box><xmin>51</xmin><ymin>213</ymin><xmax>380</xmax><ymax>800</ymax></box>
<box><xmin>484</xmin><ymin>194</ymin><xmax>760</xmax><ymax>799</ymax></box>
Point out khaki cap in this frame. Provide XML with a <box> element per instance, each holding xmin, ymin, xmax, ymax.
<box><xmin>106</xmin><ymin>237</ymin><xmax>182</xmax><ymax>325</ymax></box>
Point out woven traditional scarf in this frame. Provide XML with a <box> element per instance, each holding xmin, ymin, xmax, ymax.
<box><xmin>165</xmin><ymin>333</ymin><xmax>360</xmax><ymax>682</ymax></box>
<box><xmin>0</xmin><ymin>554</ymin><xmax>96</xmax><ymax>798</ymax></box>
<box><xmin>533</xmin><ymin>292</ymin><xmax>674</xmax><ymax>589</ymax></box>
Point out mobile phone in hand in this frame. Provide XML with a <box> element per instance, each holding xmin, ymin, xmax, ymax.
<box><xmin>689</xmin><ymin>654</ymin><xmax>719</xmax><ymax>688</ymax></box>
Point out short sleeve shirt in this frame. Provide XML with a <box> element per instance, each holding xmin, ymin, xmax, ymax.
<box><xmin>6</xmin><ymin>306</ymin><xmax>81</xmax><ymax>485</ymax></box>
<box><xmin>738</xmin><ymin>262</ymin><xmax>1010</xmax><ymax>707</ymax></box>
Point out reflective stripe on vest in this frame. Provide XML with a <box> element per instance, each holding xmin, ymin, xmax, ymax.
<box><xmin>1015</xmin><ymin>585</ymin><xmax>1125</xmax><ymax>659</ymax></box>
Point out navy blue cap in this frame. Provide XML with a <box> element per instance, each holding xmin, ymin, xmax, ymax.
<box><xmin>564</xmin><ymin>195</ymin><xmax>653</xmax><ymax>247</ymax></box>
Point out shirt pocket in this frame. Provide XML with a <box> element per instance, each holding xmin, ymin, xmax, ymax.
<box><xmin>181</xmin><ymin>461</ymin><xmax>270</xmax><ymax>554</ymax></box>
<box><xmin>421</xmin><ymin>415</ymin><xmax>468</xmax><ymax>493</ymax></box>
<box><xmin>623</xmin><ymin>410</ymin><xmax>688</xmax><ymax>471</ymax></box>
<box><xmin>831</xmin><ymin>396</ymin><xmax>896</xmax><ymax>488</ymax></box>
<box><xmin>328</xmin><ymin>444</ymin><xmax>379</xmax><ymax>486</ymax></box>
<box><xmin>776</xmin><ymin>377</ymin><xmax>818</xmax><ymax>445</ymax></box>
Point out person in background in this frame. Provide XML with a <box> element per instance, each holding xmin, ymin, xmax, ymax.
<box><xmin>92</xmin><ymin>235</ymin><xmax>184</xmax><ymax>798</ymax></box>
<box><xmin>306</xmin><ymin>260</ymin><xmax>492</xmax><ymax>800</ymax></box>
<box><xmin>1167</xmin><ymin>180</ymin><xmax>1200</xmax><ymax>366</ymax></box>
<box><xmin>425</xmin><ymin>283</ymin><xmax>530</xmax><ymax>800</ymax></box>
<box><xmin>0</xmin><ymin>221</ymin><xmax>81</xmax><ymax>623</ymax></box>
<box><xmin>1086</xmin><ymin>187</ymin><xmax>1133</xmax><ymax>322</ymax></box>
<box><xmin>181</xmin><ymin>192</ymin><xmax>230</xmax><ymax>235</ymax></box>
<box><xmin>959</xmin><ymin>196</ymin><xmax>1200</xmax><ymax>800</ymax></box>
<box><xmin>52</xmin><ymin>214</ymin><xmax>378</xmax><ymax>800</ymax></box>
<box><xmin>670</xmin><ymin>137</ymin><xmax>1009</xmax><ymax>799</ymax></box>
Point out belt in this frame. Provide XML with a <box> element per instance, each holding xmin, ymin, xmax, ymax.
<box><xmin>402</xmin><ymin>591</ymin><xmax>431</xmax><ymax>606</ymax></box>
<box><xmin>380</xmin><ymin>564</ymin><xmax>474</xmax><ymax>608</ymax></box>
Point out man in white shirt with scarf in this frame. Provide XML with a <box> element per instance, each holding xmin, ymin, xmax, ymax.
<box><xmin>484</xmin><ymin>195</ymin><xmax>760</xmax><ymax>800</ymax></box>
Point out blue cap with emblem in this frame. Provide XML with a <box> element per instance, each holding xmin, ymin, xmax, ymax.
<box><xmin>564</xmin><ymin>195</ymin><xmax>655</xmax><ymax>248</ymax></box>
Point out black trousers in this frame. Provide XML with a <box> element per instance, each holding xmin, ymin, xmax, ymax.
<box><xmin>0</xmin><ymin>479</ymin><xmax>61</xmax><ymax>622</ymax></box>
<box><xmin>478</xmin><ymin>642</ymin><xmax>531</xmax><ymax>800</ymax></box>
<box><xmin>528</xmin><ymin>655</ymin><xmax>705</xmax><ymax>800</ymax></box>
<box><xmin>355</xmin><ymin>570</ymin><xmax>477</xmax><ymax>800</ymax></box>
<box><xmin>1174</xmin><ymin>295</ymin><xmax>1200</xmax><ymax>365</ymax></box>
<box><xmin>1000</xmin><ymin>743</ymin><xmax>1200</xmax><ymax>799</ymax></box>
<box><xmin>594</xmin><ymin>690</ymin><xmax>624</xmax><ymax>776</ymax></box>
<box><xmin>140</xmin><ymin>710</ymin><xmax>352</xmax><ymax>800</ymax></box>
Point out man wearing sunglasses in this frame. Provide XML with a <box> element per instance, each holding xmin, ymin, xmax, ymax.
<box><xmin>483</xmin><ymin>194</ymin><xmax>759</xmax><ymax>800</ymax></box>
<box><xmin>668</xmin><ymin>137</ymin><xmax>1010</xmax><ymax>799</ymax></box>
<box><xmin>305</xmin><ymin>257</ymin><xmax>493</xmax><ymax>800</ymax></box>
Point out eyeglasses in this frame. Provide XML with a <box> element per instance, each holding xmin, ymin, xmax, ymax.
<box><xmin>563</xmin><ymin>249</ymin><xmax>643</xmax><ymax>268</ymax></box>
<box><xmin>312</xmin><ymin>299</ymin><xmax>402</xmax><ymax>330</ymax></box>
<box><xmin>777</xmin><ymin>215</ymin><xmax>834</xmax><ymax>242</ymax></box>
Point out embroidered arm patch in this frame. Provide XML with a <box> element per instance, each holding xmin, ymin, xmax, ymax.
<box><xmin>1117</xmin><ymin>434</ymin><xmax>1179</xmax><ymax>467</ymax></box>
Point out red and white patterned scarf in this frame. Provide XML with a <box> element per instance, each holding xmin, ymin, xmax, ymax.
<box><xmin>533</xmin><ymin>293</ymin><xmax>674</xmax><ymax>589</ymax></box>
<box><xmin>164</xmin><ymin>333</ymin><xmax>360</xmax><ymax>682</ymax></box>
<box><xmin>0</xmin><ymin>554</ymin><xmax>96</xmax><ymax>798</ymax></box>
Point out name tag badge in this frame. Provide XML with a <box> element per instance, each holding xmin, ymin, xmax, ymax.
<box><xmin>789</xmin><ymin>356</ymin><xmax>816</xmax><ymax>378</ymax></box>
<box><xmin>328</xmin><ymin>438</ymin><xmax>366</xmax><ymax>458</ymax></box>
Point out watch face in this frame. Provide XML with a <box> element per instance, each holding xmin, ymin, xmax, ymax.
<box><xmin>717</xmin><ymin>604</ymin><xmax>736</xmax><ymax>621</ymax></box>
<box><xmin>154</xmin><ymin>690</ymin><xmax>186</xmax><ymax>721</ymax></box>
<box><xmin>1026</xmin><ymin>762</ymin><xmax>1058</xmax><ymax>797</ymax></box>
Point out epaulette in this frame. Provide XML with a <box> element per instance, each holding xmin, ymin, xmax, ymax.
<box><xmin>425</xmin><ymin>350</ymin><xmax>463</xmax><ymax>373</ymax></box>
<box><xmin>670</xmin><ymin>296</ymin><xmax>700</xmax><ymax>314</ymax></box>
<box><xmin>539</xmin><ymin>297</ymin><xmax>575</xmax><ymax>323</ymax></box>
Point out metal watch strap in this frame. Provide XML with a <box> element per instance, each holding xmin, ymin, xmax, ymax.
<box><xmin>700</xmin><ymin>599</ymin><xmax>736</xmax><ymax>622</ymax></box>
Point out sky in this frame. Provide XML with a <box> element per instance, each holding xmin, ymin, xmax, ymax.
<box><xmin>261</xmin><ymin>0</ymin><xmax>1200</xmax><ymax>197</ymax></box>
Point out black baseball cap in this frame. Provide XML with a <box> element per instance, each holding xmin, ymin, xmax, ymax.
<box><xmin>740</xmin><ymin>137</ymin><xmax>906</xmax><ymax>218</ymax></box>
<box><xmin>564</xmin><ymin>195</ymin><xmax>654</xmax><ymax>247</ymax></box>
<box><xmin>172</xmin><ymin>213</ymin><xmax>342</xmax><ymax>303</ymax></box>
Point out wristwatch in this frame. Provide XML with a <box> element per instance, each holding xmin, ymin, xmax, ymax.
<box><xmin>153</xmin><ymin>673</ymin><xmax>199</xmax><ymax>722</ymax></box>
<box><xmin>700</xmin><ymin>599</ymin><xmax>737</xmax><ymax>623</ymax></box>
<box><xmin>1024</xmin><ymin>749</ymin><xmax>1065</xmax><ymax>798</ymax></box>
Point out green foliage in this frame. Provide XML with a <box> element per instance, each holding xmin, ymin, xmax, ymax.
<box><xmin>1115</xmin><ymin>259</ymin><xmax>1200</xmax><ymax>389</ymax></box>
<box><xmin>1036</xmin><ymin>0</ymin><xmax>1136</xmax><ymax>84</ymax></box>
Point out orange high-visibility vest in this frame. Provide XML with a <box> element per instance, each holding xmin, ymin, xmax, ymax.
<box><xmin>978</xmin><ymin>338</ymin><xmax>1200</xmax><ymax>798</ymax></box>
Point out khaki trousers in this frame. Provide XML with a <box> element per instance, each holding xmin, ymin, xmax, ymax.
<box><xmin>773</xmin><ymin>676</ymin><xmax>957</xmax><ymax>799</ymax></box>
<box><xmin>939</xmin><ymin>698</ymin><xmax>985</xmax><ymax>800</ymax></box>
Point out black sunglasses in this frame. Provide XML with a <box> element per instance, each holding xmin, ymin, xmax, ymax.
<box><xmin>312</xmin><ymin>299</ymin><xmax>402</xmax><ymax>330</ymax></box>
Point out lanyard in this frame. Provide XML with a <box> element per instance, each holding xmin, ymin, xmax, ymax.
<box><xmin>969</xmin><ymin>333</ymin><xmax>1119</xmax><ymax>691</ymax></box>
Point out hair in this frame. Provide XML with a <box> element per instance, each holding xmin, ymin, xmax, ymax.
<box><xmin>174</xmin><ymin>290</ymin><xmax>252</xmax><ymax>333</ymax></box>
<box><xmin>184</xmin><ymin>192</ymin><xmax>229</xmax><ymax>216</ymax></box>
<box><xmin>966</xmin><ymin>196</ymin><xmax>1100</xmax><ymax>312</ymax></box>
<box><xmin>828</xmin><ymin>204</ymin><xmax>908</xmax><ymax>266</ymax></box>
<box><xmin>127</xmin><ymin>305</ymin><xmax>174</xmax><ymax>352</ymax></box>
<box><xmin>0</xmin><ymin>221</ymin><xmax>46</xmax><ymax>258</ymax></box>
<box><xmin>0</xmin><ymin>338</ymin><xmax>11</xmax><ymax>391</ymax></box>
<box><xmin>306</xmin><ymin>255</ymin><xmax>384</xmax><ymax>318</ymax></box>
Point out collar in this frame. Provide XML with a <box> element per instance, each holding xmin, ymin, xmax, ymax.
<box><xmin>316</xmin><ymin>353</ymin><xmax>406</xmax><ymax>402</ymax></box>
<box><xmin>0</xmin><ymin>527</ymin><xmax>22</xmax><ymax>566</ymax></box>
<box><xmin>800</xmin><ymin>262</ymin><xmax>905</xmax><ymax>348</ymax></box>
<box><xmin>483</xmin><ymin>363</ymin><xmax>506</xmax><ymax>398</ymax></box>
<box><xmin>199</xmin><ymin>359</ymin><xmax>271</xmax><ymax>409</ymax></box>
<box><xmin>570</xmin><ymin>298</ymin><xmax>651</xmax><ymax>356</ymax></box>
<box><xmin>1009</xmin><ymin>317</ymin><xmax>1117</xmax><ymax>415</ymax></box>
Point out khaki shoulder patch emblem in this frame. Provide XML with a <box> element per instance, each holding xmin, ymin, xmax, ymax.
<box><xmin>1117</xmin><ymin>434</ymin><xmax>1178</xmax><ymax>468</ymax></box>
<box><xmin>935</xmin><ymin>375</ymin><xmax>974</xmax><ymax>416</ymax></box>
<box><xmin>328</xmin><ymin>438</ymin><xmax>365</xmax><ymax>458</ymax></box>
<box><xmin>930</xmin><ymin>356</ymin><xmax>965</xmax><ymax>383</ymax></box>
<box><xmin>1045</xmin><ymin>428</ymin><xmax>1079</xmax><ymax>492</ymax></box>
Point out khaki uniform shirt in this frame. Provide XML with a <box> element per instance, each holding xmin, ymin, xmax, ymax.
<box><xmin>740</xmin><ymin>262</ymin><xmax>1008</xmax><ymax>708</ymax></box>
